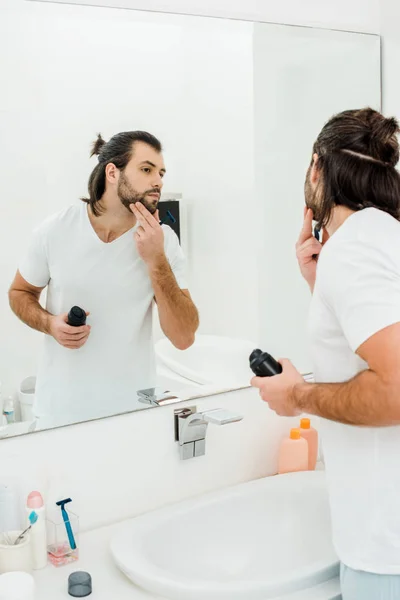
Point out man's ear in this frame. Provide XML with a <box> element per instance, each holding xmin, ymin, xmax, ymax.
<box><xmin>310</xmin><ymin>153</ymin><xmax>320</xmax><ymax>185</ymax></box>
<box><xmin>105</xmin><ymin>162</ymin><xmax>119</xmax><ymax>184</ymax></box>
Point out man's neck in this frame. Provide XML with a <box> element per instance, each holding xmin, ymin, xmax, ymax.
<box><xmin>88</xmin><ymin>192</ymin><xmax>136</xmax><ymax>243</ymax></box>
<box><xmin>326</xmin><ymin>206</ymin><xmax>356</xmax><ymax>237</ymax></box>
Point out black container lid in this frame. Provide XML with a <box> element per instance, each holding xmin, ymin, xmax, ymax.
<box><xmin>68</xmin><ymin>306</ymin><xmax>86</xmax><ymax>326</ymax></box>
<box><xmin>68</xmin><ymin>571</ymin><xmax>92</xmax><ymax>597</ymax></box>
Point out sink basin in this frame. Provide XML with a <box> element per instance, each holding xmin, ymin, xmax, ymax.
<box><xmin>111</xmin><ymin>471</ymin><xmax>339</xmax><ymax>600</ymax></box>
<box><xmin>155</xmin><ymin>335</ymin><xmax>257</xmax><ymax>386</ymax></box>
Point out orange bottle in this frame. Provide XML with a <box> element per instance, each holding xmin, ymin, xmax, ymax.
<box><xmin>299</xmin><ymin>418</ymin><xmax>318</xmax><ymax>471</ymax></box>
<box><xmin>278</xmin><ymin>428</ymin><xmax>308</xmax><ymax>475</ymax></box>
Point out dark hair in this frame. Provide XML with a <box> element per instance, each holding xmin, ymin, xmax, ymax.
<box><xmin>81</xmin><ymin>131</ymin><xmax>162</xmax><ymax>216</ymax></box>
<box><xmin>311</xmin><ymin>108</ymin><xmax>400</xmax><ymax>228</ymax></box>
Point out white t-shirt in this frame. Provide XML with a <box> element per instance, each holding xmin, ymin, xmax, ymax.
<box><xmin>19</xmin><ymin>202</ymin><xmax>187</xmax><ymax>422</ymax></box>
<box><xmin>309</xmin><ymin>207</ymin><xmax>400</xmax><ymax>574</ymax></box>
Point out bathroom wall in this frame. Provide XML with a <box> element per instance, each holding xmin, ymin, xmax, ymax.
<box><xmin>0</xmin><ymin>387</ymin><xmax>301</xmax><ymax>532</ymax></box>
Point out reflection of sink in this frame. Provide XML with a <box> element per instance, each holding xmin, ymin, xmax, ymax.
<box><xmin>156</xmin><ymin>363</ymin><xmax>203</xmax><ymax>391</ymax></box>
<box><xmin>155</xmin><ymin>335</ymin><xmax>257</xmax><ymax>387</ymax></box>
<box><xmin>111</xmin><ymin>471</ymin><xmax>339</xmax><ymax>600</ymax></box>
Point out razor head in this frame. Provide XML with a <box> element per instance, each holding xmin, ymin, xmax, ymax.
<box><xmin>56</xmin><ymin>498</ymin><xmax>72</xmax><ymax>508</ymax></box>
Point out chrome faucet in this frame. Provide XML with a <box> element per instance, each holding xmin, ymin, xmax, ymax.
<box><xmin>174</xmin><ymin>405</ymin><xmax>243</xmax><ymax>460</ymax></box>
<box><xmin>137</xmin><ymin>387</ymin><xmax>180</xmax><ymax>406</ymax></box>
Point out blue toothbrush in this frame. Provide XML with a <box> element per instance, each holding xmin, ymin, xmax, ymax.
<box><xmin>14</xmin><ymin>511</ymin><xmax>38</xmax><ymax>545</ymax></box>
<box><xmin>159</xmin><ymin>210</ymin><xmax>176</xmax><ymax>226</ymax></box>
<box><xmin>56</xmin><ymin>498</ymin><xmax>76</xmax><ymax>550</ymax></box>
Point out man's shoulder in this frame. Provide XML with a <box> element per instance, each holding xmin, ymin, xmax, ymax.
<box><xmin>162</xmin><ymin>224</ymin><xmax>180</xmax><ymax>249</ymax></box>
<box><xmin>34</xmin><ymin>203</ymin><xmax>84</xmax><ymax>236</ymax></box>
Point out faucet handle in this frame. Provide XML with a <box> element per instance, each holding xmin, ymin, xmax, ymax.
<box><xmin>201</xmin><ymin>409</ymin><xmax>243</xmax><ymax>425</ymax></box>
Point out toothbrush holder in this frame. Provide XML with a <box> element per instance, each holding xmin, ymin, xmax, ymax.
<box><xmin>0</xmin><ymin>532</ymin><xmax>33</xmax><ymax>574</ymax></box>
<box><xmin>46</xmin><ymin>512</ymin><xmax>79</xmax><ymax>568</ymax></box>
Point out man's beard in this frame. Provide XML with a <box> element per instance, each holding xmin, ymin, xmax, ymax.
<box><xmin>304</xmin><ymin>165</ymin><xmax>321</xmax><ymax>222</ymax></box>
<box><xmin>118</xmin><ymin>172</ymin><xmax>159</xmax><ymax>215</ymax></box>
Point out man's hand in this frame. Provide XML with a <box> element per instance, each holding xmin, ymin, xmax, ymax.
<box><xmin>48</xmin><ymin>313</ymin><xmax>91</xmax><ymax>349</ymax></box>
<box><xmin>251</xmin><ymin>359</ymin><xmax>304</xmax><ymax>417</ymax></box>
<box><xmin>295</xmin><ymin>208</ymin><xmax>328</xmax><ymax>292</ymax></box>
<box><xmin>130</xmin><ymin>203</ymin><xmax>165</xmax><ymax>268</ymax></box>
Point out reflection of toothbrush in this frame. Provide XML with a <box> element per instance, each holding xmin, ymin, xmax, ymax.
<box><xmin>56</xmin><ymin>498</ymin><xmax>76</xmax><ymax>550</ymax></box>
<box><xmin>14</xmin><ymin>511</ymin><xmax>38</xmax><ymax>545</ymax></box>
<box><xmin>159</xmin><ymin>210</ymin><xmax>176</xmax><ymax>226</ymax></box>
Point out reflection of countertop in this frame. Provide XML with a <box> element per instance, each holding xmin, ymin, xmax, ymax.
<box><xmin>33</xmin><ymin>520</ymin><xmax>341</xmax><ymax>600</ymax></box>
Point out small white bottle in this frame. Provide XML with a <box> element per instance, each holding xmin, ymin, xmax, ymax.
<box><xmin>26</xmin><ymin>491</ymin><xmax>47</xmax><ymax>570</ymax></box>
<box><xmin>2</xmin><ymin>397</ymin><xmax>15</xmax><ymax>424</ymax></box>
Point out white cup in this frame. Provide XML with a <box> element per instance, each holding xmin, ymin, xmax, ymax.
<box><xmin>0</xmin><ymin>571</ymin><xmax>35</xmax><ymax>599</ymax></box>
<box><xmin>0</xmin><ymin>532</ymin><xmax>33</xmax><ymax>574</ymax></box>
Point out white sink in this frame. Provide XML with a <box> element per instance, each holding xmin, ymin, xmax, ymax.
<box><xmin>155</xmin><ymin>335</ymin><xmax>257</xmax><ymax>387</ymax></box>
<box><xmin>111</xmin><ymin>471</ymin><xmax>339</xmax><ymax>600</ymax></box>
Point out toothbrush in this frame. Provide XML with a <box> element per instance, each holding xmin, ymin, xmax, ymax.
<box><xmin>14</xmin><ymin>511</ymin><xmax>38</xmax><ymax>545</ymax></box>
<box><xmin>159</xmin><ymin>210</ymin><xmax>176</xmax><ymax>226</ymax></box>
<box><xmin>56</xmin><ymin>498</ymin><xmax>76</xmax><ymax>550</ymax></box>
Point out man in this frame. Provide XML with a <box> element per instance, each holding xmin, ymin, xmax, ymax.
<box><xmin>251</xmin><ymin>108</ymin><xmax>400</xmax><ymax>599</ymax></box>
<box><xmin>9</xmin><ymin>131</ymin><xmax>199</xmax><ymax>422</ymax></box>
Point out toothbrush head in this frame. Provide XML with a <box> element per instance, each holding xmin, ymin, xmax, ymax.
<box><xmin>28</xmin><ymin>511</ymin><xmax>38</xmax><ymax>525</ymax></box>
<box><xmin>56</xmin><ymin>498</ymin><xmax>73</xmax><ymax>510</ymax></box>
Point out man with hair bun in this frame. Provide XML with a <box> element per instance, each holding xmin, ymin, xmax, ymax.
<box><xmin>9</xmin><ymin>130</ymin><xmax>199</xmax><ymax>421</ymax></box>
<box><xmin>252</xmin><ymin>108</ymin><xmax>400</xmax><ymax>599</ymax></box>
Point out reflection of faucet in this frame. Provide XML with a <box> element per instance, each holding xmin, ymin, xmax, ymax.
<box><xmin>137</xmin><ymin>387</ymin><xmax>180</xmax><ymax>406</ymax></box>
<box><xmin>174</xmin><ymin>406</ymin><xmax>243</xmax><ymax>460</ymax></box>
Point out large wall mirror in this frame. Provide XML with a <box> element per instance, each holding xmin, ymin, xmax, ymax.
<box><xmin>0</xmin><ymin>0</ymin><xmax>381</xmax><ymax>438</ymax></box>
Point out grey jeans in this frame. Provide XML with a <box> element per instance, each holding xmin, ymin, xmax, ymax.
<box><xmin>341</xmin><ymin>563</ymin><xmax>400</xmax><ymax>599</ymax></box>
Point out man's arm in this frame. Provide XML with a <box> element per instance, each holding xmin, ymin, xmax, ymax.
<box><xmin>131</xmin><ymin>202</ymin><xmax>199</xmax><ymax>350</ymax></box>
<box><xmin>292</xmin><ymin>322</ymin><xmax>400</xmax><ymax>426</ymax></box>
<box><xmin>149</xmin><ymin>258</ymin><xmax>199</xmax><ymax>350</ymax></box>
<box><xmin>9</xmin><ymin>271</ymin><xmax>91</xmax><ymax>349</ymax></box>
<box><xmin>9</xmin><ymin>270</ymin><xmax>51</xmax><ymax>333</ymax></box>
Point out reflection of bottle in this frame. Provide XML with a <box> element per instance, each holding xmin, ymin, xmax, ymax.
<box><xmin>3</xmin><ymin>396</ymin><xmax>15</xmax><ymax>424</ymax></box>
<box><xmin>67</xmin><ymin>306</ymin><xmax>86</xmax><ymax>327</ymax></box>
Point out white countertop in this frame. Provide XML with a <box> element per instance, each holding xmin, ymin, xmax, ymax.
<box><xmin>33</xmin><ymin>520</ymin><xmax>341</xmax><ymax>600</ymax></box>
<box><xmin>33</xmin><ymin>521</ymin><xmax>159</xmax><ymax>600</ymax></box>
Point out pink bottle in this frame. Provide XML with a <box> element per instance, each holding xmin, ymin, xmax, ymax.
<box><xmin>278</xmin><ymin>428</ymin><xmax>308</xmax><ymax>474</ymax></box>
<box><xmin>299</xmin><ymin>418</ymin><xmax>318</xmax><ymax>471</ymax></box>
